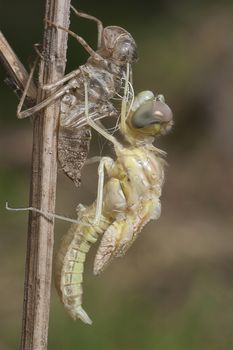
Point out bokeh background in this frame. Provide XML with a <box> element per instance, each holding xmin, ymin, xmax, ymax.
<box><xmin>1</xmin><ymin>1</ymin><xmax>233</xmax><ymax>349</ymax></box>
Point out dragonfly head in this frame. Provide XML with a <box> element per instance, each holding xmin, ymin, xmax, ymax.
<box><xmin>125</xmin><ymin>92</ymin><xmax>173</xmax><ymax>143</ymax></box>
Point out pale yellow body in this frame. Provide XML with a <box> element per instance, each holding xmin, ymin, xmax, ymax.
<box><xmin>55</xmin><ymin>144</ymin><xmax>165</xmax><ymax>324</ymax></box>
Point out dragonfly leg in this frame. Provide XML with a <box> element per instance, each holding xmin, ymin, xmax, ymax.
<box><xmin>46</xmin><ymin>20</ymin><xmax>102</xmax><ymax>61</ymax></box>
<box><xmin>17</xmin><ymin>76</ymin><xmax>79</xmax><ymax>119</ymax></box>
<box><xmin>41</xmin><ymin>68</ymin><xmax>81</xmax><ymax>90</ymax></box>
<box><xmin>17</xmin><ymin>86</ymin><xmax>68</xmax><ymax>119</ymax></box>
<box><xmin>71</xmin><ymin>5</ymin><xmax>103</xmax><ymax>49</ymax></box>
<box><xmin>17</xmin><ymin>57</ymin><xmax>39</xmax><ymax>119</ymax></box>
<box><xmin>5</xmin><ymin>202</ymin><xmax>88</xmax><ymax>225</ymax></box>
<box><xmin>94</xmin><ymin>157</ymin><xmax>114</xmax><ymax>225</ymax></box>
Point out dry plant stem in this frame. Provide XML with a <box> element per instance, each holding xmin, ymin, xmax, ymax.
<box><xmin>0</xmin><ymin>31</ymin><xmax>37</xmax><ymax>102</ymax></box>
<box><xmin>20</xmin><ymin>1</ymin><xmax>70</xmax><ymax>350</ymax></box>
<box><xmin>0</xmin><ymin>4</ymin><xmax>70</xmax><ymax>348</ymax></box>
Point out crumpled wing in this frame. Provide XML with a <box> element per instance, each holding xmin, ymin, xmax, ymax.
<box><xmin>93</xmin><ymin>196</ymin><xmax>162</xmax><ymax>275</ymax></box>
<box><xmin>93</xmin><ymin>218</ymin><xmax>136</xmax><ymax>275</ymax></box>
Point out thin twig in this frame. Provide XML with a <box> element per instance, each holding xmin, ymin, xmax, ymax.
<box><xmin>0</xmin><ymin>31</ymin><xmax>37</xmax><ymax>103</ymax></box>
<box><xmin>0</xmin><ymin>1</ymin><xmax>71</xmax><ymax>350</ymax></box>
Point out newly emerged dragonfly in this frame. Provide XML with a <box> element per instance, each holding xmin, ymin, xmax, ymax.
<box><xmin>53</xmin><ymin>70</ymin><xmax>173</xmax><ymax>324</ymax></box>
<box><xmin>18</xmin><ymin>5</ymin><xmax>138</xmax><ymax>186</ymax></box>
<box><xmin>8</xmin><ymin>74</ymin><xmax>173</xmax><ymax>324</ymax></box>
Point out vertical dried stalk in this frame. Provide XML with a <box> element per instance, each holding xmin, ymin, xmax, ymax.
<box><xmin>20</xmin><ymin>1</ymin><xmax>70</xmax><ymax>350</ymax></box>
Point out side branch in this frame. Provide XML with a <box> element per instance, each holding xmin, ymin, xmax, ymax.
<box><xmin>0</xmin><ymin>31</ymin><xmax>37</xmax><ymax>103</ymax></box>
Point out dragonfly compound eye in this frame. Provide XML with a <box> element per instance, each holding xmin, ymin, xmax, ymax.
<box><xmin>129</xmin><ymin>99</ymin><xmax>173</xmax><ymax>136</ymax></box>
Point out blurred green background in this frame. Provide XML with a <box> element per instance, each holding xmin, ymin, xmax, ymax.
<box><xmin>1</xmin><ymin>0</ymin><xmax>233</xmax><ymax>349</ymax></box>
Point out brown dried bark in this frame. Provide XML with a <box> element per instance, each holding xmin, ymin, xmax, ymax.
<box><xmin>1</xmin><ymin>1</ymin><xmax>71</xmax><ymax>349</ymax></box>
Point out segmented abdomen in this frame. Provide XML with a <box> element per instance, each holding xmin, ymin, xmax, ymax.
<box><xmin>55</xmin><ymin>206</ymin><xmax>110</xmax><ymax>325</ymax></box>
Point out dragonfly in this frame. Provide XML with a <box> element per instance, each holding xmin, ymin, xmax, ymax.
<box><xmin>17</xmin><ymin>5</ymin><xmax>138</xmax><ymax>186</ymax></box>
<box><xmin>53</xmin><ymin>69</ymin><xmax>173</xmax><ymax>324</ymax></box>
<box><xmin>7</xmin><ymin>73</ymin><xmax>173</xmax><ymax>324</ymax></box>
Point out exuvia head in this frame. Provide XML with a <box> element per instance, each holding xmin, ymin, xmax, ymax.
<box><xmin>124</xmin><ymin>91</ymin><xmax>173</xmax><ymax>144</ymax></box>
<box><xmin>100</xmin><ymin>26</ymin><xmax>138</xmax><ymax>64</ymax></box>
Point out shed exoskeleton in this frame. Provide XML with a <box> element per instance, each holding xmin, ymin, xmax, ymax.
<box><xmin>17</xmin><ymin>5</ymin><xmax>138</xmax><ymax>187</ymax></box>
